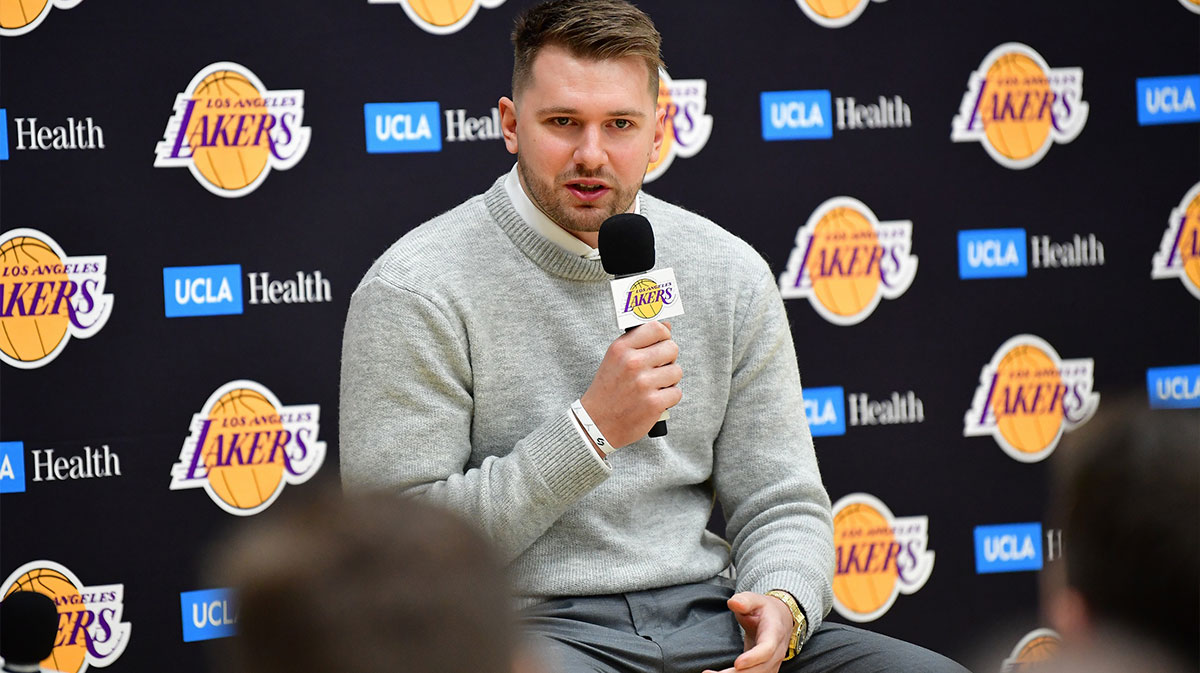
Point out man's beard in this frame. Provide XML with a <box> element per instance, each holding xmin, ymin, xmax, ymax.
<box><xmin>518</xmin><ymin>159</ymin><xmax>640</xmax><ymax>234</ymax></box>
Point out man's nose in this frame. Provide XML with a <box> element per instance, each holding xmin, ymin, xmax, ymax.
<box><xmin>573</xmin><ymin>125</ymin><xmax>606</xmax><ymax>170</ymax></box>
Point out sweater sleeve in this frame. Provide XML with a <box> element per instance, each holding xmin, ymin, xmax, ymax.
<box><xmin>339</xmin><ymin>276</ymin><xmax>611</xmax><ymax>563</ymax></box>
<box><xmin>711</xmin><ymin>267</ymin><xmax>835</xmax><ymax>633</ymax></box>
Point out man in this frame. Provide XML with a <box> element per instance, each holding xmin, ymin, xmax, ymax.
<box><xmin>1041</xmin><ymin>399</ymin><xmax>1198</xmax><ymax>673</ymax></box>
<box><xmin>340</xmin><ymin>1</ymin><xmax>967</xmax><ymax>671</ymax></box>
<box><xmin>213</xmin><ymin>492</ymin><xmax>527</xmax><ymax>673</ymax></box>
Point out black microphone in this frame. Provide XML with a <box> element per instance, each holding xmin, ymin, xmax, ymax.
<box><xmin>599</xmin><ymin>213</ymin><xmax>669</xmax><ymax>438</ymax></box>
<box><xmin>1</xmin><ymin>591</ymin><xmax>58</xmax><ymax>672</ymax></box>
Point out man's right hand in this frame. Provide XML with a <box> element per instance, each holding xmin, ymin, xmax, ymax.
<box><xmin>579</xmin><ymin>321</ymin><xmax>682</xmax><ymax>450</ymax></box>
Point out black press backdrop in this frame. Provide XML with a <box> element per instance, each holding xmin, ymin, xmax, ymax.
<box><xmin>1</xmin><ymin>1</ymin><xmax>1197</xmax><ymax>671</ymax></box>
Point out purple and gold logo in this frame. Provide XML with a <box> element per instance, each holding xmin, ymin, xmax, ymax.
<box><xmin>0</xmin><ymin>229</ymin><xmax>112</xmax><ymax>369</ymax></box>
<box><xmin>1152</xmin><ymin>181</ymin><xmax>1200</xmax><ymax>299</ymax></box>
<box><xmin>951</xmin><ymin>43</ymin><xmax>1088</xmax><ymax>169</ymax></box>
<box><xmin>0</xmin><ymin>0</ymin><xmax>81</xmax><ymax>37</ymax></box>
<box><xmin>155</xmin><ymin>62</ymin><xmax>310</xmax><ymax>198</ymax></box>
<box><xmin>367</xmin><ymin>0</ymin><xmax>506</xmax><ymax>35</ymax></box>
<box><xmin>794</xmin><ymin>0</ymin><xmax>886</xmax><ymax>28</ymax></box>
<box><xmin>779</xmin><ymin>197</ymin><xmax>917</xmax><ymax>325</ymax></box>
<box><xmin>170</xmin><ymin>380</ymin><xmax>325</xmax><ymax>515</ymax></box>
<box><xmin>965</xmin><ymin>335</ymin><xmax>1099</xmax><ymax>463</ymax></box>
<box><xmin>645</xmin><ymin>69</ymin><xmax>712</xmax><ymax>183</ymax></box>
<box><xmin>1</xmin><ymin>560</ymin><xmax>131</xmax><ymax>673</ymax></box>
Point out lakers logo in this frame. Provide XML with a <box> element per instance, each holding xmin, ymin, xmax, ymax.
<box><xmin>794</xmin><ymin>0</ymin><xmax>886</xmax><ymax>28</ymax></box>
<box><xmin>951</xmin><ymin>43</ymin><xmax>1088</xmax><ymax>169</ymax></box>
<box><xmin>965</xmin><ymin>335</ymin><xmax>1099</xmax><ymax>463</ymax></box>
<box><xmin>623</xmin><ymin>277</ymin><xmax>674</xmax><ymax>319</ymax></box>
<box><xmin>832</xmin><ymin>493</ymin><xmax>934</xmax><ymax>622</ymax></box>
<box><xmin>778</xmin><ymin>197</ymin><xmax>917</xmax><ymax>326</ymax></box>
<box><xmin>0</xmin><ymin>0</ymin><xmax>79</xmax><ymax>36</ymax></box>
<box><xmin>1181</xmin><ymin>0</ymin><xmax>1200</xmax><ymax>14</ymax></box>
<box><xmin>645</xmin><ymin>69</ymin><xmax>712</xmax><ymax>183</ymax></box>
<box><xmin>154</xmin><ymin>62</ymin><xmax>311</xmax><ymax>198</ymax></box>
<box><xmin>1001</xmin><ymin>628</ymin><xmax>1061</xmax><ymax>672</ymax></box>
<box><xmin>367</xmin><ymin>0</ymin><xmax>506</xmax><ymax>35</ymax></box>
<box><xmin>1</xmin><ymin>561</ymin><xmax>131</xmax><ymax>673</ymax></box>
<box><xmin>0</xmin><ymin>229</ymin><xmax>112</xmax><ymax>369</ymax></box>
<box><xmin>170</xmin><ymin>380</ymin><xmax>326</xmax><ymax>516</ymax></box>
<box><xmin>1152</xmin><ymin>181</ymin><xmax>1200</xmax><ymax>299</ymax></box>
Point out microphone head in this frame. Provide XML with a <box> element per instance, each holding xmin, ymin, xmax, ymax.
<box><xmin>1</xmin><ymin>590</ymin><xmax>59</xmax><ymax>664</ymax></box>
<box><xmin>599</xmin><ymin>213</ymin><xmax>655</xmax><ymax>276</ymax></box>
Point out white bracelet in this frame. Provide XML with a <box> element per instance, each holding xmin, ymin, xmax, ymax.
<box><xmin>571</xmin><ymin>399</ymin><xmax>614</xmax><ymax>454</ymax></box>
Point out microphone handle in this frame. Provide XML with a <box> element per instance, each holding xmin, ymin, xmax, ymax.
<box><xmin>624</xmin><ymin>325</ymin><xmax>670</xmax><ymax>438</ymax></box>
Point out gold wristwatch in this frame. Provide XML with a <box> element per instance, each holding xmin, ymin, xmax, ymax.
<box><xmin>765</xmin><ymin>590</ymin><xmax>807</xmax><ymax>661</ymax></box>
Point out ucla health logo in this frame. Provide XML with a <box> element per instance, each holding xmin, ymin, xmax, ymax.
<box><xmin>974</xmin><ymin>523</ymin><xmax>1043</xmax><ymax>574</ymax></box>
<box><xmin>0</xmin><ymin>441</ymin><xmax>25</xmax><ymax>493</ymax></box>
<box><xmin>368</xmin><ymin>0</ymin><xmax>505</xmax><ymax>35</ymax></box>
<box><xmin>1147</xmin><ymin>365</ymin><xmax>1200</xmax><ymax>409</ymax></box>
<box><xmin>779</xmin><ymin>197</ymin><xmax>917</xmax><ymax>325</ymax></box>
<box><xmin>762</xmin><ymin>91</ymin><xmax>832</xmax><ymax>140</ymax></box>
<box><xmin>1</xmin><ymin>560</ymin><xmax>131</xmax><ymax>673</ymax></box>
<box><xmin>831</xmin><ymin>493</ymin><xmax>934</xmax><ymax>622</ymax></box>
<box><xmin>0</xmin><ymin>229</ymin><xmax>113</xmax><ymax>369</ymax></box>
<box><xmin>181</xmin><ymin>588</ymin><xmax>237</xmax><ymax>642</ymax></box>
<box><xmin>645</xmin><ymin>69</ymin><xmax>712</xmax><ymax>183</ymax></box>
<box><xmin>170</xmin><ymin>380</ymin><xmax>325</xmax><ymax>516</ymax></box>
<box><xmin>965</xmin><ymin>335</ymin><xmax>1099</xmax><ymax>463</ymax></box>
<box><xmin>155</xmin><ymin>62</ymin><xmax>310</xmax><ymax>198</ymax></box>
<box><xmin>1152</xmin><ymin>181</ymin><xmax>1200</xmax><ymax>299</ymax></box>
<box><xmin>164</xmin><ymin>265</ymin><xmax>243</xmax><ymax>317</ymax></box>
<box><xmin>958</xmin><ymin>229</ymin><xmax>1027</xmax><ymax>279</ymax></box>
<box><xmin>0</xmin><ymin>0</ymin><xmax>80</xmax><ymax>36</ymax></box>
<box><xmin>1137</xmin><ymin>75</ymin><xmax>1200</xmax><ymax>126</ymax></box>
<box><xmin>365</xmin><ymin>102</ymin><xmax>442</xmax><ymax>153</ymax></box>
<box><xmin>952</xmin><ymin>43</ymin><xmax>1088</xmax><ymax>169</ymax></box>
<box><xmin>803</xmin><ymin>386</ymin><xmax>846</xmax><ymax>437</ymax></box>
<box><xmin>794</xmin><ymin>0</ymin><xmax>886</xmax><ymax>28</ymax></box>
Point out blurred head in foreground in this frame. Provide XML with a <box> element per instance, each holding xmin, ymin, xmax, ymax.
<box><xmin>215</xmin><ymin>491</ymin><xmax>518</xmax><ymax>673</ymax></box>
<box><xmin>1045</xmin><ymin>398</ymin><xmax>1198</xmax><ymax>671</ymax></box>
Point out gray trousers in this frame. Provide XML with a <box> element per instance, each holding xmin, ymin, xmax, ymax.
<box><xmin>521</xmin><ymin>580</ymin><xmax>971</xmax><ymax>673</ymax></box>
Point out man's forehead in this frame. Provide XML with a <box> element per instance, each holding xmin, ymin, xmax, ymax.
<box><xmin>519</xmin><ymin>45</ymin><xmax>657</xmax><ymax>102</ymax></box>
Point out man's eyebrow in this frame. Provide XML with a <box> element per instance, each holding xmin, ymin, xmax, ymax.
<box><xmin>535</xmin><ymin>106</ymin><xmax>648</xmax><ymax>118</ymax></box>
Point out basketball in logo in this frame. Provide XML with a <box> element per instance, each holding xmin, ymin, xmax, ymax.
<box><xmin>1181</xmin><ymin>0</ymin><xmax>1200</xmax><ymax>15</ymax></box>
<box><xmin>202</xmin><ymin>387</ymin><xmax>289</xmax><ymax>512</ymax></box>
<box><xmin>1152</xmin><ymin>182</ymin><xmax>1200</xmax><ymax>299</ymax></box>
<box><xmin>644</xmin><ymin>69</ymin><xmax>712</xmax><ymax>184</ymax></box>
<box><xmin>170</xmin><ymin>380</ymin><xmax>326</xmax><ymax>516</ymax></box>
<box><xmin>0</xmin><ymin>229</ymin><xmax>113</xmax><ymax>369</ymax></box>
<box><xmin>3</xmin><ymin>567</ymin><xmax>86</xmax><ymax>672</ymax></box>
<box><xmin>0</xmin><ymin>0</ymin><xmax>79</xmax><ymax>36</ymax></box>
<box><xmin>1</xmin><ymin>561</ymin><xmax>131</xmax><ymax>673</ymax></box>
<box><xmin>369</xmin><ymin>0</ymin><xmax>506</xmax><ymax>35</ymax></box>
<box><xmin>778</xmin><ymin>197</ymin><xmax>917</xmax><ymax>326</ymax></box>
<box><xmin>831</xmin><ymin>493</ymin><xmax>934</xmax><ymax>622</ymax></box>
<box><xmin>628</xmin><ymin>278</ymin><xmax>664</xmax><ymax>319</ymax></box>
<box><xmin>964</xmin><ymin>335</ymin><xmax>1099</xmax><ymax>463</ymax></box>
<box><xmin>1002</xmin><ymin>628</ymin><xmax>1061</xmax><ymax>672</ymax></box>
<box><xmin>155</xmin><ymin>62</ymin><xmax>311</xmax><ymax>198</ymax></box>
<box><xmin>794</xmin><ymin>0</ymin><xmax>883</xmax><ymax>28</ymax></box>
<box><xmin>951</xmin><ymin>43</ymin><xmax>1088</xmax><ymax>169</ymax></box>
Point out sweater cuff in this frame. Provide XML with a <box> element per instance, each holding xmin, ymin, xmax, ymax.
<box><xmin>523</xmin><ymin>410</ymin><xmax>611</xmax><ymax>504</ymax></box>
<box><xmin>748</xmin><ymin>571</ymin><xmax>828</xmax><ymax>636</ymax></box>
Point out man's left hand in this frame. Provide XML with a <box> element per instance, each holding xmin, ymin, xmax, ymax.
<box><xmin>702</xmin><ymin>591</ymin><xmax>793</xmax><ymax>673</ymax></box>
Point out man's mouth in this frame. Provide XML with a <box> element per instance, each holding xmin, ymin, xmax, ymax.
<box><xmin>566</xmin><ymin>181</ymin><xmax>610</xmax><ymax>202</ymax></box>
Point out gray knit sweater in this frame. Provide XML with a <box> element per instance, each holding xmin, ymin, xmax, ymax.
<box><xmin>340</xmin><ymin>176</ymin><xmax>834</xmax><ymax>629</ymax></box>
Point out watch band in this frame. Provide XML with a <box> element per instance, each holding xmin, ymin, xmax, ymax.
<box><xmin>765</xmin><ymin>589</ymin><xmax>808</xmax><ymax>661</ymax></box>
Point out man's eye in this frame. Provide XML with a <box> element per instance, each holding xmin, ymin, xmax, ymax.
<box><xmin>552</xmin><ymin>117</ymin><xmax>571</xmax><ymax>126</ymax></box>
<box><xmin>613</xmin><ymin>119</ymin><xmax>632</xmax><ymax>129</ymax></box>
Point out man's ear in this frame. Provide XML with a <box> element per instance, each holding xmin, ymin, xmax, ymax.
<box><xmin>499</xmin><ymin>96</ymin><xmax>519</xmax><ymax>155</ymax></box>
<box><xmin>1048</xmin><ymin>586</ymin><xmax>1093</xmax><ymax>644</ymax></box>
<box><xmin>649</xmin><ymin>104</ymin><xmax>666</xmax><ymax>164</ymax></box>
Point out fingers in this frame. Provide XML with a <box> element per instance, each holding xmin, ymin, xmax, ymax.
<box><xmin>621</xmin><ymin>320</ymin><xmax>672</xmax><ymax>348</ymax></box>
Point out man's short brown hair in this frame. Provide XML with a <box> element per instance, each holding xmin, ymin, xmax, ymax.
<box><xmin>511</xmin><ymin>0</ymin><xmax>664</xmax><ymax>98</ymax></box>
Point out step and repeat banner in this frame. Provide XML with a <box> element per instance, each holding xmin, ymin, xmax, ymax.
<box><xmin>2</xmin><ymin>0</ymin><xmax>1197</xmax><ymax>670</ymax></box>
